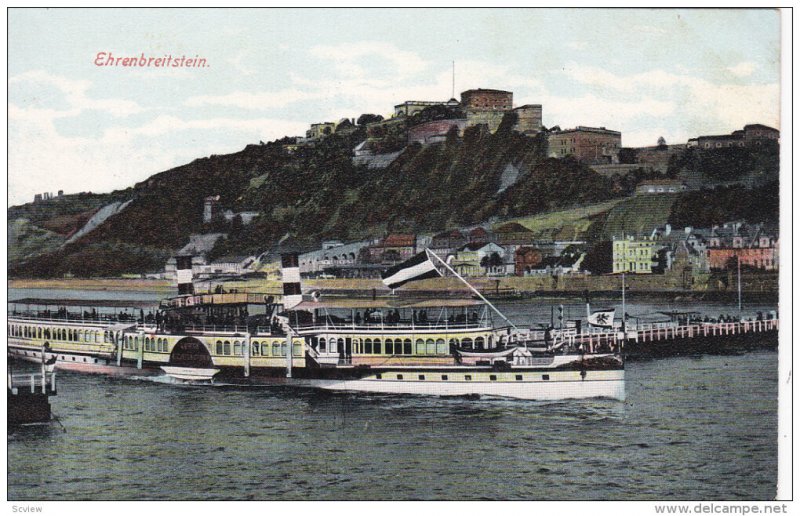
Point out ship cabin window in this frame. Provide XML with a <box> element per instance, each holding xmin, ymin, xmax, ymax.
<box><xmin>375</xmin><ymin>374</ymin><xmax>382</xmax><ymax>380</ymax></box>
<box><xmin>415</xmin><ymin>339</ymin><xmax>425</xmax><ymax>355</ymax></box>
<box><xmin>394</xmin><ymin>339</ymin><xmax>403</xmax><ymax>355</ymax></box>
<box><xmin>426</xmin><ymin>339</ymin><xmax>435</xmax><ymax>355</ymax></box>
<box><xmin>337</xmin><ymin>338</ymin><xmax>344</xmax><ymax>354</ymax></box>
<box><xmin>293</xmin><ymin>343</ymin><xmax>302</xmax><ymax>357</ymax></box>
<box><xmin>404</xmin><ymin>339</ymin><xmax>412</xmax><ymax>355</ymax></box>
<box><xmin>261</xmin><ymin>343</ymin><xmax>269</xmax><ymax>356</ymax></box>
<box><xmin>329</xmin><ymin>339</ymin><xmax>337</xmax><ymax>354</ymax></box>
<box><xmin>436</xmin><ymin>339</ymin><xmax>446</xmax><ymax>354</ymax></box>
<box><xmin>489</xmin><ymin>375</ymin><xmax>497</xmax><ymax>381</ymax></box>
<box><xmin>465</xmin><ymin>375</ymin><xmax>472</xmax><ymax>381</ymax></box>
<box><xmin>462</xmin><ymin>338</ymin><xmax>473</xmax><ymax>349</ymax></box>
<box><xmin>372</xmin><ymin>339</ymin><xmax>381</xmax><ymax>354</ymax></box>
<box><xmin>364</xmin><ymin>338</ymin><xmax>372</xmax><ymax>354</ymax></box>
<box><xmin>418</xmin><ymin>375</ymin><xmax>425</xmax><ymax>380</ymax></box>
<box><xmin>397</xmin><ymin>374</ymin><xmax>404</xmax><ymax>380</ymax></box>
<box><xmin>38</xmin><ymin>328</ymin><xmax>42</xmax><ymax>339</ymax></box>
<box><xmin>475</xmin><ymin>337</ymin><xmax>485</xmax><ymax>350</ymax></box>
<box><xmin>281</xmin><ymin>343</ymin><xmax>288</xmax><ymax>356</ymax></box>
<box><xmin>216</xmin><ymin>341</ymin><xmax>223</xmax><ymax>355</ymax></box>
<box><xmin>442</xmin><ymin>375</ymin><xmax>448</xmax><ymax>381</ymax></box>
<box><xmin>542</xmin><ymin>375</ymin><xmax>550</xmax><ymax>381</ymax></box>
<box><xmin>272</xmin><ymin>342</ymin><xmax>280</xmax><ymax>356</ymax></box>
<box><xmin>319</xmin><ymin>338</ymin><xmax>327</xmax><ymax>352</ymax></box>
<box><xmin>252</xmin><ymin>342</ymin><xmax>259</xmax><ymax>356</ymax></box>
<box><xmin>223</xmin><ymin>341</ymin><xmax>231</xmax><ymax>355</ymax></box>
<box><xmin>515</xmin><ymin>375</ymin><xmax>523</xmax><ymax>381</ymax></box>
<box><xmin>449</xmin><ymin>338</ymin><xmax>459</xmax><ymax>350</ymax></box>
<box><xmin>234</xmin><ymin>341</ymin><xmax>242</xmax><ymax>356</ymax></box>
<box><xmin>385</xmin><ymin>339</ymin><xmax>394</xmax><ymax>355</ymax></box>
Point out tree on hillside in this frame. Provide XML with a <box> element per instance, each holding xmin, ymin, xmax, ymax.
<box><xmin>357</xmin><ymin>114</ymin><xmax>384</xmax><ymax>126</ymax></box>
<box><xmin>495</xmin><ymin>111</ymin><xmax>519</xmax><ymax>136</ymax></box>
<box><xmin>582</xmin><ymin>240</ymin><xmax>613</xmax><ymax>275</ymax></box>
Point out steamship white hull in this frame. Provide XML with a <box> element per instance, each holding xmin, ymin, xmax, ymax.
<box><xmin>293</xmin><ymin>367</ymin><xmax>625</xmax><ymax>400</ymax></box>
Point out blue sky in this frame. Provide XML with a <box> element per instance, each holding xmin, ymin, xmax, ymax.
<box><xmin>8</xmin><ymin>8</ymin><xmax>781</xmax><ymax>206</ymax></box>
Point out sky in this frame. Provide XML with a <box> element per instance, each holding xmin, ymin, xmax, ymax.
<box><xmin>8</xmin><ymin>8</ymin><xmax>782</xmax><ymax>206</ymax></box>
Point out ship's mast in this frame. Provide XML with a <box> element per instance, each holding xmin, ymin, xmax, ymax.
<box><xmin>426</xmin><ymin>248</ymin><xmax>517</xmax><ymax>330</ymax></box>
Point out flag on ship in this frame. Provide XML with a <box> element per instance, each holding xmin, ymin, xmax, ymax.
<box><xmin>588</xmin><ymin>309</ymin><xmax>615</xmax><ymax>328</ymax></box>
<box><xmin>381</xmin><ymin>250</ymin><xmax>442</xmax><ymax>290</ymax></box>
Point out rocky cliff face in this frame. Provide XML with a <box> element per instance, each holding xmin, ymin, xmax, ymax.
<box><xmin>65</xmin><ymin>200</ymin><xmax>133</xmax><ymax>245</ymax></box>
<box><xmin>8</xmin><ymin>127</ymin><xmax>779</xmax><ymax>278</ymax></box>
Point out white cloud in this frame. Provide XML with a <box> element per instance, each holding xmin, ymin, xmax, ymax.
<box><xmin>9</xmin><ymin>70</ymin><xmax>143</xmax><ymax>117</ymax></box>
<box><xmin>185</xmin><ymin>89</ymin><xmax>320</xmax><ymax>110</ymax></box>
<box><xmin>558</xmin><ymin>63</ymin><xmax>779</xmax><ymax>140</ymax></box>
<box><xmin>117</xmin><ymin>115</ymin><xmax>307</xmax><ymax>139</ymax></box>
<box><xmin>309</xmin><ymin>41</ymin><xmax>429</xmax><ymax>80</ymax></box>
<box><xmin>727</xmin><ymin>61</ymin><xmax>757</xmax><ymax>77</ymax></box>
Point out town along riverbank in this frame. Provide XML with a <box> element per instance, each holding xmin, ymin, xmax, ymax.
<box><xmin>8</xmin><ymin>273</ymin><xmax>778</xmax><ymax>304</ymax></box>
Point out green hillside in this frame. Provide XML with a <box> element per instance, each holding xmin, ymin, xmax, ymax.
<box><xmin>8</xmin><ymin>218</ymin><xmax>64</xmax><ymax>262</ymax></box>
<box><xmin>502</xmin><ymin>199</ymin><xmax>625</xmax><ymax>239</ymax></box>
<box><xmin>8</xmin><ymin>117</ymin><xmax>780</xmax><ymax>278</ymax></box>
<box><xmin>600</xmin><ymin>194</ymin><xmax>679</xmax><ymax>239</ymax></box>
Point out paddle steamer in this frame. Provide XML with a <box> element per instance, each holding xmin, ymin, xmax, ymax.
<box><xmin>7</xmin><ymin>252</ymin><xmax>625</xmax><ymax>400</ymax></box>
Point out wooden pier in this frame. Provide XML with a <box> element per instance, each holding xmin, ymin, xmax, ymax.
<box><xmin>551</xmin><ymin>319</ymin><xmax>779</xmax><ymax>358</ymax></box>
<box><xmin>7</xmin><ymin>371</ymin><xmax>57</xmax><ymax>424</ymax></box>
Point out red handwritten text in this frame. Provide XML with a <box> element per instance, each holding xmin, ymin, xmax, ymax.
<box><xmin>94</xmin><ymin>52</ymin><xmax>208</xmax><ymax>68</ymax></box>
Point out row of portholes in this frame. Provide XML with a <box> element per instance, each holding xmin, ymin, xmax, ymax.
<box><xmin>216</xmin><ymin>340</ymin><xmax>302</xmax><ymax>357</ymax></box>
<box><xmin>144</xmin><ymin>338</ymin><xmax>169</xmax><ymax>352</ymax></box>
<box><xmin>8</xmin><ymin>324</ymin><xmax>101</xmax><ymax>344</ymax></box>
<box><xmin>18</xmin><ymin>350</ymin><xmax>98</xmax><ymax>364</ymax></box>
<box><xmin>314</xmin><ymin>336</ymin><xmax>490</xmax><ymax>355</ymax></box>
<box><xmin>121</xmin><ymin>335</ymin><xmax>170</xmax><ymax>352</ymax></box>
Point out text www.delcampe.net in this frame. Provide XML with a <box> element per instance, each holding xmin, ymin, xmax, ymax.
<box><xmin>655</xmin><ymin>503</ymin><xmax>789</xmax><ymax>514</ymax></box>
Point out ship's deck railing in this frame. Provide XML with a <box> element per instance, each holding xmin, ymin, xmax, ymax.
<box><xmin>9</xmin><ymin>311</ymin><xmax>147</xmax><ymax>326</ymax></box>
<box><xmin>291</xmin><ymin>320</ymin><xmax>491</xmax><ymax>333</ymax></box>
<box><xmin>8</xmin><ymin>372</ymin><xmax>57</xmax><ymax>395</ymax></box>
<box><xmin>181</xmin><ymin>324</ymin><xmax>251</xmax><ymax>335</ymax></box>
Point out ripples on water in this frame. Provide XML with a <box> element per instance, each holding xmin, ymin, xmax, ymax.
<box><xmin>7</xmin><ymin>291</ymin><xmax>778</xmax><ymax>500</ymax></box>
<box><xmin>8</xmin><ymin>351</ymin><xmax>777</xmax><ymax>501</ymax></box>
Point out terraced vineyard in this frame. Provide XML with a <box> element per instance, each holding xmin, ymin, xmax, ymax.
<box><xmin>599</xmin><ymin>193</ymin><xmax>679</xmax><ymax>239</ymax></box>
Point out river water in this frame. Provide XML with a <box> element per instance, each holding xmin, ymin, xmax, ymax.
<box><xmin>7</xmin><ymin>289</ymin><xmax>779</xmax><ymax>500</ymax></box>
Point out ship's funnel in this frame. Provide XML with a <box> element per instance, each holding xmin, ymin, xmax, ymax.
<box><xmin>175</xmin><ymin>255</ymin><xmax>194</xmax><ymax>296</ymax></box>
<box><xmin>281</xmin><ymin>253</ymin><xmax>302</xmax><ymax>309</ymax></box>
